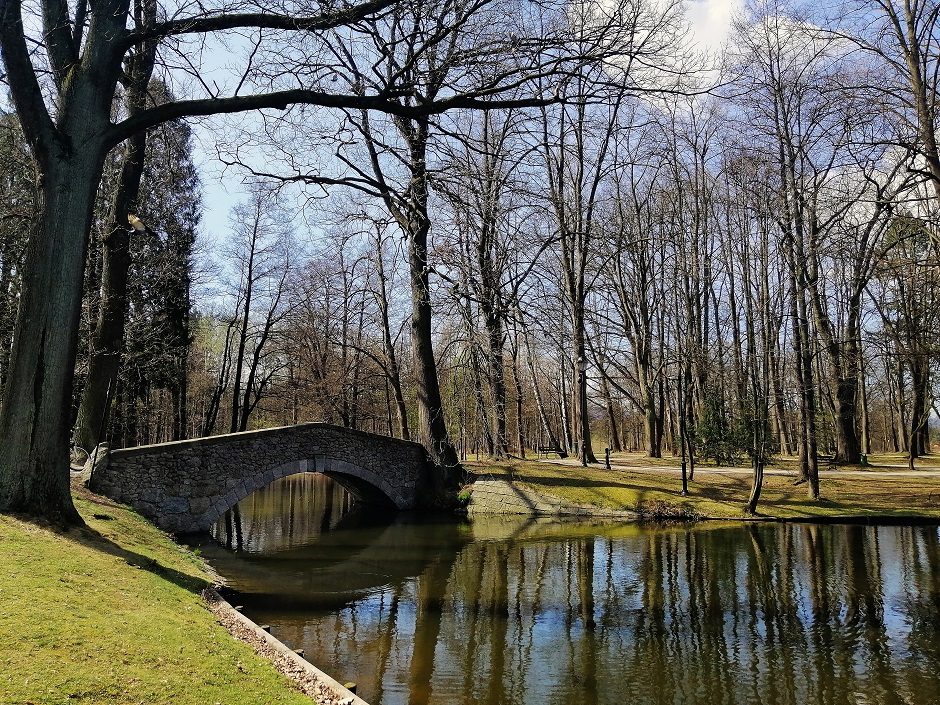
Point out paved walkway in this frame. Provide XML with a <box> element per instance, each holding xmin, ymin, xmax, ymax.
<box><xmin>543</xmin><ymin>457</ymin><xmax>940</xmax><ymax>478</ymax></box>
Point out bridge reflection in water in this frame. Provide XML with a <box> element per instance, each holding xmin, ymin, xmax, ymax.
<box><xmin>210</xmin><ymin>473</ymin><xmax>356</xmax><ymax>553</ymax></box>
<box><xmin>198</xmin><ymin>474</ymin><xmax>940</xmax><ymax>705</ymax></box>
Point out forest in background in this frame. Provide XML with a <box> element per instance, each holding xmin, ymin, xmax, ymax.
<box><xmin>1</xmin><ymin>0</ymin><xmax>939</xmax><ymax>516</ymax></box>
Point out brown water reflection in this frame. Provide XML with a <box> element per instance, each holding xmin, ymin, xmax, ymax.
<box><xmin>199</xmin><ymin>474</ymin><xmax>940</xmax><ymax>705</ymax></box>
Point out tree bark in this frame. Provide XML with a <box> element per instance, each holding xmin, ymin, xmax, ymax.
<box><xmin>0</xmin><ymin>146</ymin><xmax>103</xmax><ymax>522</ymax></box>
<box><xmin>72</xmin><ymin>135</ymin><xmax>146</xmax><ymax>452</ymax></box>
<box><xmin>572</xmin><ymin>308</ymin><xmax>598</xmax><ymax>464</ymax></box>
<box><xmin>510</xmin><ymin>337</ymin><xmax>526</xmax><ymax>458</ymax></box>
<box><xmin>520</xmin><ymin>321</ymin><xmax>562</xmax><ymax>454</ymax></box>
<box><xmin>406</xmin><ymin>121</ymin><xmax>460</xmax><ymax>478</ymax></box>
<box><xmin>483</xmin><ymin>309</ymin><xmax>508</xmax><ymax>458</ymax></box>
<box><xmin>601</xmin><ymin>368</ymin><xmax>622</xmax><ymax>452</ymax></box>
<box><xmin>910</xmin><ymin>355</ymin><xmax>930</xmax><ymax>458</ymax></box>
<box><xmin>374</xmin><ymin>231</ymin><xmax>410</xmax><ymax>440</ymax></box>
<box><xmin>72</xmin><ymin>0</ymin><xmax>157</xmax><ymax>453</ymax></box>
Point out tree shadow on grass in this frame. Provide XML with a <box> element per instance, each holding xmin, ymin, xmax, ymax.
<box><xmin>509</xmin><ymin>473</ymin><xmax>644</xmax><ymax>490</ymax></box>
<box><xmin>58</xmin><ymin>478</ymin><xmax>213</xmax><ymax>592</ymax></box>
<box><xmin>696</xmin><ymin>476</ymin><xmax>749</xmax><ymax>499</ymax></box>
<box><xmin>63</xmin><ymin>523</ymin><xmax>212</xmax><ymax>593</ymax></box>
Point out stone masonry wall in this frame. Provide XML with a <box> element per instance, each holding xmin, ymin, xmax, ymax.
<box><xmin>89</xmin><ymin>423</ymin><xmax>430</xmax><ymax>534</ymax></box>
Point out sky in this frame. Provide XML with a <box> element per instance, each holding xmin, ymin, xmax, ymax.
<box><xmin>191</xmin><ymin>0</ymin><xmax>742</xmax><ymax>248</ymax></box>
<box><xmin>685</xmin><ymin>0</ymin><xmax>741</xmax><ymax>50</ymax></box>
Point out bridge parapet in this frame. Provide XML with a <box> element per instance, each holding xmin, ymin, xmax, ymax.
<box><xmin>89</xmin><ymin>423</ymin><xmax>430</xmax><ymax>533</ymax></box>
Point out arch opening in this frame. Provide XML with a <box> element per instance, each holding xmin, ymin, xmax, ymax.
<box><xmin>323</xmin><ymin>472</ymin><xmax>398</xmax><ymax>509</ymax></box>
<box><xmin>210</xmin><ymin>473</ymin><xmax>363</xmax><ymax>552</ymax></box>
<box><xmin>198</xmin><ymin>456</ymin><xmax>402</xmax><ymax>532</ymax></box>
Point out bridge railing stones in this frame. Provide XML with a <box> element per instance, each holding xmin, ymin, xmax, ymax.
<box><xmin>89</xmin><ymin>423</ymin><xmax>432</xmax><ymax>534</ymax></box>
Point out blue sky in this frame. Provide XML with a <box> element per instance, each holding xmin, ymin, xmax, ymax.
<box><xmin>189</xmin><ymin>0</ymin><xmax>741</xmax><ymax>247</ymax></box>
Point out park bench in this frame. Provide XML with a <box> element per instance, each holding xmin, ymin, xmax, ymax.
<box><xmin>537</xmin><ymin>446</ymin><xmax>567</xmax><ymax>459</ymax></box>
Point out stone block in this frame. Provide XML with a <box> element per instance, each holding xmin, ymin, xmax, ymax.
<box><xmin>162</xmin><ymin>496</ymin><xmax>189</xmax><ymax>514</ymax></box>
<box><xmin>189</xmin><ymin>497</ymin><xmax>212</xmax><ymax>514</ymax></box>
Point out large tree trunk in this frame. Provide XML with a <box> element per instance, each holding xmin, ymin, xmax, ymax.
<box><xmin>72</xmin><ymin>131</ymin><xmax>147</xmax><ymax>453</ymax></box>
<box><xmin>521</xmin><ymin>324</ymin><xmax>562</xmax><ymax>454</ymax></box>
<box><xmin>794</xmin><ymin>284</ymin><xmax>820</xmax><ymax>497</ymax></box>
<box><xmin>601</xmin><ymin>370</ymin><xmax>622</xmax><ymax>452</ymax></box>
<box><xmin>769</xmin><ymin>342</ymin><xmax>792</xmax><ymax>455</ymax></box>
<box><xmin>510</xmin><ymin>339</ymin><xmax>526</xmax><ymax>458</ymax></box>
<box><xmin>406</xmin><ymin>122</ymin><xmax>459</xmax><ymax>480</ymax></box>
<box><xmin>832</xmin><ymin>373</ymin><xmax>862</xmax><ymax>463</ymax></box>
<box><xmin>572</xmin><ymin>307</ymin><xmax>598</xmax><ymax>464</ymax></box>
<box><xmin>636</xmin><ymin>361</ymin><xmax>661</xmax><ymax>458</ymax></box>
<box><xmin>910</xmin><ymin>355</ymin><xmax>930</xmax><ymax>458</ymax></box>
<box><xmin>71</xmin><ymin>1</ymin><xmax>157</xmax><ymax>453</ymax></box>
<box><xmin>410</xmin><ymin>236</ymin><xmax>460</xmax><ymax>475</ymax></box>
<box><xmin>374</xmin><ymin>234</ymin><xmax>410</xmax><ymax>440</ymax></box>
<box><xmin>806</xmin><ymin>265</ymin><xmax>863</xmax><ymax>465</ymax></box>
<box><xmin>0</xmin><ymin>146</ymin><xmax>103</xmax><ymax>523</ymax></box>
<box><xmin>483</xmin><ymin>309</ymin><xmax>508</xmax><ymax>458</ymax></box>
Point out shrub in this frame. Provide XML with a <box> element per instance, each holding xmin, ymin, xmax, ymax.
<box><xmin>635</xmin><ymin>499</ymin><xmax>701</xmax><ymax>522</ymax></box>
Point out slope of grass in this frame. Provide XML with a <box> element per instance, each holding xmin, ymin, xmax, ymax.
<box><xmin>469</xmin><ymin>459</ymin><xmax>940</xmax><ymax>520</ymax></box>
<box><xmin>0</xmin><ymin>487</ymin><xmax>314</xmax><ymax>705</ymax></box>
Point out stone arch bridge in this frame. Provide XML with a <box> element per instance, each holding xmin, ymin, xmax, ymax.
<box><xmin>89</xmin><ymin>423</ymin><xmax>432</xmax><ymax>534</ymax></box>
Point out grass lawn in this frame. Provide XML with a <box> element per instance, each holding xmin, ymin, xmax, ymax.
<box><xmin>0</xmin><ymin>486</ymin><xmax>314</xmax><ymax>705</ymax></box>
<box><xmin>467</xmin><ymin>458</ymin><xmax>940</xmax><ymax>520</ymax></box>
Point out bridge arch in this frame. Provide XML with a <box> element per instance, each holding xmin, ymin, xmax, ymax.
<box><xmin>196</xmin><ymin>455</ymin><xmax>405</xmax><ymax>531</ymax></box>
<box><xmin>89</xmin><ymin>423</ymin><xmax>430</xmax><ymax>533</ymax></box>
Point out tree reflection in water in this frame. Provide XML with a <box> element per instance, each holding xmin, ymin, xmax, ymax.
<box><xmin>200</xmin><ymin>474</ymin><xmax>940</xmax><ymax>705</ymax></box>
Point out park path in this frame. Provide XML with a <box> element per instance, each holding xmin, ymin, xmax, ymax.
<box><xmin>540</xmin><ymin>456</ymin><xmax>940</xmax><ymax>478</ymax></box>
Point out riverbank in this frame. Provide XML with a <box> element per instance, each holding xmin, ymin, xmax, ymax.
<box><xmin>467</xmin><ymin>455</ymin><xmax>940</xmax><ymax>520</ymax></box>
<box><xmin>0</xmin><ymin>484</ymin><xmax>317</xmax><ymax>704</ymax></box>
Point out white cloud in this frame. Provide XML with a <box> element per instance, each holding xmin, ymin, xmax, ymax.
<box><xmin>683</xmin><ymin>0</ymin><xmax>743</xmax><ymax>52</ymax></box>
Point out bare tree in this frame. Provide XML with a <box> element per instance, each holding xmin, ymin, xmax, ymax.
<box><xmin>224</xmin><ymin>190</ymin><xmax>295</xmax><ymax>433</ymax></box>
<box><xmin>0</xmin><ymin>0</ymin><xmax>476</xmax><ymax>522</ymax></box>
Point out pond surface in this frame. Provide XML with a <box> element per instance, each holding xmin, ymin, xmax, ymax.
<box><xmin>197</xmin><ymin>473</ymin><xmax>940</xmax><ymax>705</ymax></box>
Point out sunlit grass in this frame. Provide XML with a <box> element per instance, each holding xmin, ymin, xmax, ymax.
<box><xmin>469</xmin><ymin>458</ymin><xmax>940</xmax><ymax>519</ymax></box>
<box><xmin>594</xmin><ymin>449</ymin><xmax>940</xmax><ymax>471</ymax></box>
<box><xmin>0</xmin><ymin>487</ymin><xmax>314</xmax><ymax>705</ymax></box>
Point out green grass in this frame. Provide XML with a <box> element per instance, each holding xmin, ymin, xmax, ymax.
<box><xmin>469</xmin><ymin>459</ymin><xmax>940</xmax><ymax>520</ymax></box>
<box><xmin>0</xmin><ymin>487</ymin><xmax>314</xmax><ymax>705</ymax></box>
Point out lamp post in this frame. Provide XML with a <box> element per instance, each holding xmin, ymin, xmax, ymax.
<box><xmin>577</xmin><ymin>355</ymin><xmax>589</xmax><ymax>467</ymax></box>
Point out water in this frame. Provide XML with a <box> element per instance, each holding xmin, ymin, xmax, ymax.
<box><xmin>197</xmin><ymin>473</ymin><xmax>940</xmax><ymax>705</ymax></box>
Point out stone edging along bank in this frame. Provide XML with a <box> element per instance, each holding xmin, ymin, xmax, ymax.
<box><xmin>203</xmin><ymin>588</ymin><xmax>369</xmax><ymax>705</ymax></box>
